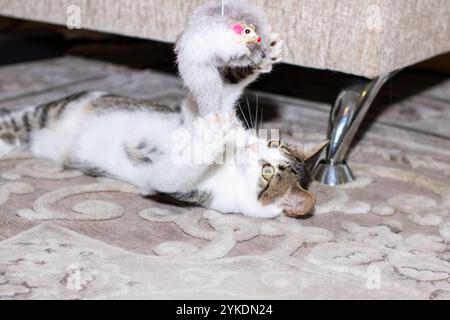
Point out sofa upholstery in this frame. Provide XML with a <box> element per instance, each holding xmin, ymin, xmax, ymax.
<box><xmin>0</xmin><ymin>0</ymin><xmax>449</xmax><ymax>78</ymax></box>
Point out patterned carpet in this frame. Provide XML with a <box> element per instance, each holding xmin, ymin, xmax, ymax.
<box><xmin>1</xmin><ymin>56</ymin><xmax>450</xmax><ymax>299</ymax></box>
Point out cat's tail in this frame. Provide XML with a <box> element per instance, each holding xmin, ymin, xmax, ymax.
<box><xmin>0</xmin><ymin>91</ymin><xmax>92</xmax><ymax>155</ymax></box>
<box><xmin>0</xmin><ymin>106</ymin><xmax>35</xmax><ymax>155</ymax></box>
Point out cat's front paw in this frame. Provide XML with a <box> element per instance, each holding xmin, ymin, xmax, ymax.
<box><xmin>193</xmin><ymin>111</ymin><xmax>239</xmax><ymax>164</ymax></box>
<box><xmin>257</xmin><ymin>33</ymin><xmax>283</xmax><ymax>73</ymax></box>
<box><xmin>196</xmin><ymin>111</ymin><xmax>239</xmax><ymax>144</ymax></box>
<box><xmin>208</xmin><ymin>111</ymin><xmax>239</xmax><ymax>135</ymax></box>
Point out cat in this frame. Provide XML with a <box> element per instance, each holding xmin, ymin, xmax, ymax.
<box><xmin>0</xmin><ymin>89</ymin><xmax>327</xmax><ymax>219</ymax></box>
<box><xmin>0</xmin><ymin>1</ymin><xmax>327</xmax><ymax>219</ymax></box>
<box><xmin>175</xmin><ymin>0</ymin><xmax>282</xmax><ymax>116</ymax></box>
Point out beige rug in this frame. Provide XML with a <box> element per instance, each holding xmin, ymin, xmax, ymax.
<box><xmin>1</xmin><ymin>56</ymin><xmax>450</xmax><ymax>299</ymax></box>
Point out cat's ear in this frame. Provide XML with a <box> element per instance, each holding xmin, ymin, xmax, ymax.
<box><xmin>282</xmin><ymin>184</ymin><xmax>316</xmax><ymax>218</ymax></box>
<box><xmin>303</xmin><ymin>140</ymin><xmax>329</xmax><ymax>171</ymax></box>
<box><xmin>283</xmin><ymin>140</ymin><xmax>329</xmax><ymax>171</ymax></box>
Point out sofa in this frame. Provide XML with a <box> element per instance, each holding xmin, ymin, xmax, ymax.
<box><xmin>1</xmin><ymin>0</ymin><xmax>449</xmax><ymax>184</ymax></box>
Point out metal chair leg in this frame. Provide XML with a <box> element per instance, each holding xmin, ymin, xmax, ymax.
<box><xmin>313</xmin><ymin>71</ymin><xmax>398</xmax><ymax>185</ymax></box>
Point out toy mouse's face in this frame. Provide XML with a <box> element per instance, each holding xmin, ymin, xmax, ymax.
<box><xmin>232</xmin><ymin>23</ymin><xmax>261</xmax><ymax>45</ymax></box>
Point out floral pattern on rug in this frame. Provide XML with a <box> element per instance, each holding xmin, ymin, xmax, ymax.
<box><xmin>0</xmin><ymin>57</ymin><xmax>450</xmax><ymax>299</ymax></box>
<box><xmin>1</xmin><ymin>128</ymin><xmax>449</xmax><ymax>300</ymax></box>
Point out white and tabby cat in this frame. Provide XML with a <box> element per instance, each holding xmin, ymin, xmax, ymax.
<box><xmin>0</xmin><ymin>1</ymin><xmax>327</xmax><ymax>218</ymax></box>
<box><xmin>0</xmin><ymin>90</ymin><xmax>326</xmax><ymax>218</ymax></box>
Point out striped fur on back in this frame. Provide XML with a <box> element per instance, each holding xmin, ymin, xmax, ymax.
<box><xmin>0</xmin><ymin>91</ymin><xmax>91</xmax><ymax>146</ymax></box>
<box><xmin>0</xmin><ymin>91</ymin><xmax>179</xmax><ymax>148</ymax></box>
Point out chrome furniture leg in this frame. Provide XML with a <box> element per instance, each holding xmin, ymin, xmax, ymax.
<box><xmin>313</xmin><ymin>71</ymin><xmax>398</xmax><ymax>185</ymax></box>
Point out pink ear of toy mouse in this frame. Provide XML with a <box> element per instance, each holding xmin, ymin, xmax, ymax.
<box><xmin>232</xmin><ymin>23</ymin><xmax>244</xmax><ymax>34</ymax></box>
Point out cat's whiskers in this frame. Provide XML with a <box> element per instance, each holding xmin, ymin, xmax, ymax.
<box><xmin>237</xmin><ymin>102</ymin><xmax>251</xmax><ymax>129</ymax></box>
<box><xmin>254</xmin><ymin>94</ymin><xmax>264</xmax><ymax>135</ymax></box>
<box><xmin>245</xmin><ymin>96</ymin><xmax>255</xmax><ymax>130</ymax></box>
<box><xmin>254</xmin><ymin>94</ymin><xmax>260</xmax><ymax>133</ymax></box>
<box><xmin>259</xmin><ymin>105</ymin><xmax>264</xmax><ymax>133</ymax></box>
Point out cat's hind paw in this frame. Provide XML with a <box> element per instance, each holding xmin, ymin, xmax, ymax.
<box><xmin>124</xmin><ymin>140</ymin><xmax>162</xmax><ymax>165</ymax></box>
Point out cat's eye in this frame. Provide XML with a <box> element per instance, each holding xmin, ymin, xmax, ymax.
<box><xmin>245</xmin><ymin>29</ymin><xmax>251</xmax><ymax>34</ymax></box>
<box><xmin>268</xmin><ymin>140</ymin><xmax>280</xmax><ymax>148</ymax></box>
<box><xmin>261</xmin><ymin>164</ymin><xmax>275</xmax><ymax>181</ymax></box>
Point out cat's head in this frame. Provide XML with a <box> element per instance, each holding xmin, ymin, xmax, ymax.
<box><xmin>206</xmin><ymin>132</ymin><xmax>328</xmax><ymax>219</ymax></box>
<box><xmin>256</xmin><ymin>139</ymin><xmax>328</xmax><ymax>218</ymax></box>
<box><xmin>258</xmin><ymin>140</ymin><xmax>328</xmax><ymax>217</ymax></box>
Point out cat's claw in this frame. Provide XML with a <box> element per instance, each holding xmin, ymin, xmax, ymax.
<box><xmin>257</xmin><ymin>33</ymin><xmax>283</xmax><ymax>73</ymax></box>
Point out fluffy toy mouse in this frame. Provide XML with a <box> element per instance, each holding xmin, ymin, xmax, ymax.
<box><xmin>175</xmin><ymin>0</ymin><xmax>282</xmax><ymax>117</ymax></box>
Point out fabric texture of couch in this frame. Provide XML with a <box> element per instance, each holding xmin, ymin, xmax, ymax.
<box><xmin>0</xmin><ymin>0</ymin><xmax>449</xmax><ymax>78</ymax></box>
